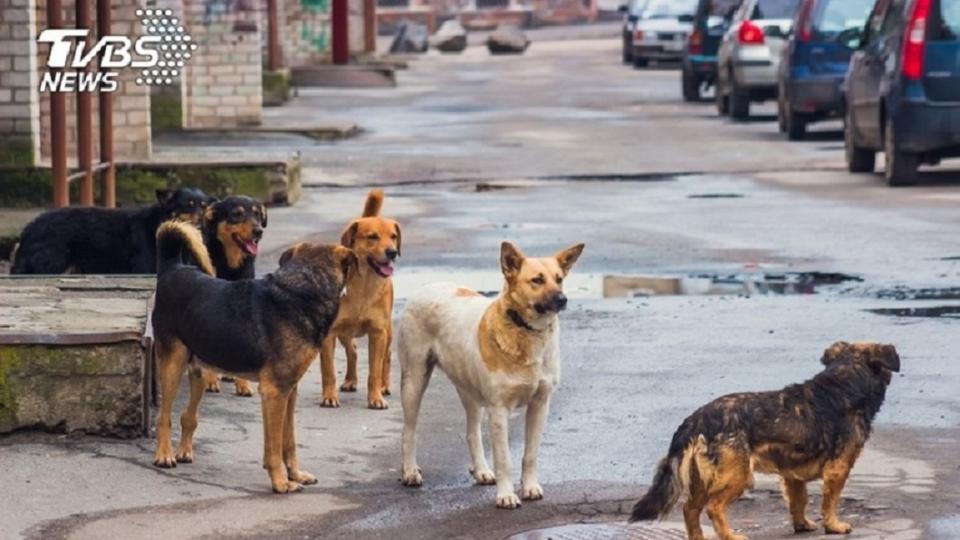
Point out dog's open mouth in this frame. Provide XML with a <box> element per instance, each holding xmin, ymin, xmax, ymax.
<box><xmin>232</xmin><ymin>234</ymin><xmax>259</xmax><ymax>257</ymax></box>
<box><xmin>367</xmin><ymin>257</ymin><xmax>395</xmax><ymax>278</ymax></box>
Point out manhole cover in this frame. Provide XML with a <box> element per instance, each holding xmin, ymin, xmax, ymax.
<box><xmin>506</xmin><ymin>522</ymin><xmax>687</xmax><ymax>540</ymax></box>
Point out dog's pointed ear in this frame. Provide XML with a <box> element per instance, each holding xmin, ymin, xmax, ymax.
<box><xmin>394</xmin><ymin>222</ymin><xmax>402</xmax><ymax>256</ymax></box>
<box><xmin>869</xmin><ymin>344</ymin><xmax>901</xmax><ymax>373</ymax></box>
<box><xmin>156</xmin><ymin>188</ymin><xmax>173</xmax><ymax>203</ymax></box>
<box><xmin>203</xmin><ymin>204</ymin><xmax>216</xmax><ymax>226</ymax></box>
<box><xmin>821</xmin><ymin>341</ymin><xmax>851</xmax><ymax>366</ymax></box>
<box><xmin>279</xmin><ymin>243</ymin><xmax>304</xmax><ymax>267</ymax></box>
<box><xmin>500</xmin><ymin>241</ymin><xmax>525</xmax><ymax>281</ymax></box>
<box><xmin>340</xmin><ymin>221</ymin><xmax>359</xmax><ymax>248</ymax></box>
<box><xmin>259</xmin><ymin>203</ymin><xmax>268</xmax><ymax>228</ymax></box>
<box><xmin>555</xmin><ymin>243</ymin><xmax>585</xmax><ymax>274</ymax></box>
<box><xmin>333</xmin><ymin>246</ymin><xmax>358</xmax><ymax>279</ymax></box>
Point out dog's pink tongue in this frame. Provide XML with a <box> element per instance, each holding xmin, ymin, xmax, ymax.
<box><xmin>243</xmin><ymin>240</ymin><xmax>259</xmax><ymax>256</ymax></box>
<box><xmin>378</xmin><ymin>263</ymin><xmax>394</xmax><ymax>277</ymax></box>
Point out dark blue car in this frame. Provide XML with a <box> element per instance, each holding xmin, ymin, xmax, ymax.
<box><xmin>682</xmin><ymin>0</ymin><xmax>742</xmax><ymax>101</ymax></box>
<box><xmin>844</xmin><ymin>0</ymin><xmax>960</xmax><ymax>186</ymax></box>
<box><xmin>777</xmin><ymin>0</ymin><xmax>875</xmax><ymax>139</ymax></box>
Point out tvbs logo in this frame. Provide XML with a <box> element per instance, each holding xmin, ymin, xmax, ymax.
<box><xmin>38</xmin><ymin>9</ymin><xmax>196</xmax><ymax>92</ymax></box>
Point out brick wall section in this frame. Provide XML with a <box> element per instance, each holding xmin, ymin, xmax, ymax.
<box><xmin>32</xmin><ymin>0</ymin><xmax>152</xmax><ymax>164</ymax></box>
<box><xmin>0</xmin><ymin>0</ymin><xmax>41</xmax><ymax>165</ymax></box>
<box><xmin>280</xmin><ymin>0</ymin><xmax>332</xmax><ymax>67</ymax></box>
<box><xmin>181</xmin><ymin>0</ymin><xmax>262</xmax><ymax>128</ymax></box>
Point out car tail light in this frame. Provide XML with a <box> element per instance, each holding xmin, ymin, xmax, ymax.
<box><xmin>738</xmin><ymin>21</ymin><xmax>765</xmax><ymax>44</ymax></box>
<box><xmin>689</xmin><ymin>28</ymin><xmax>703</xmax><ymax>54</ymax></box>
<box><xmin>795</xmin><ymin>0</ymin><xmax>815</xmax><ymax>42</ymax></box>
<box><xmin>902</xmin><ymin>0</ymin><xmax>931</xmax><ymax>79</ymax></box>
<box><xmin>634</xmin><ymin>29</ymin><xmax>645</xmax><ymax>41</ymax></box>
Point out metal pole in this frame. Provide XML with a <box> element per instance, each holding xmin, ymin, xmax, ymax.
<box><xmin>267</xmin><ymin>0</ymin><xmax>282</xmax><ymax>71</ymax></box>
<box><xmin>363</xmin><ymin>0</ymin><xmax>376</xmax><ymax>54</ymax></box>
<box><xmin>97</xmin><ymin>0</ymin><xmax>115</xmax><ymax>208</ymax></box>
<box><xmin>332</xmin><ymin>0</ymin><xmax>349</xmax><ymax>65</ymax></box>
<box><xmin>76</xmin><ymin>0</ymin><xmax>94</xmax><ymax>206</ymax></box>
<box><xmin>48</xmin><ymin>0</ymin><xmax>69</xmax><ymax>208</ymax></box>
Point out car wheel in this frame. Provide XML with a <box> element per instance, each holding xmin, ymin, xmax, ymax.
<box><xmin>786</xmin><ymin>109</ymin><xmax>807</xmax><ymax>141</ymax></box>
<box><xmin>716</xmin><ymin>69</ymin><xmax>730</xmax><ymax>115</ymax></box>
<box><xmin>622</xmin><ymin>38</ymin><xmax>632</xmax><ymax>64</ymax></box>
<box><xmin>884</xmin><ymin>121</ymin><xmax>918</xmax><ymax>187</ymax></box>
<box><xmin>776</xmin><ymin>94</ymin><xmax>787</xmax><ymax>133</ymax></box>
<box><xmin>682</xmin><ymin>67</ymin><xmax>700</xmax><ymax>102</ymax></box>
<box><xmin>633</xmin><ymin>56</ymin><xmax>649</xmax><ymax>68</ymax></box>
<box><xmin>729</xmin><ymin>73</ymin><xmax>750</xmax><ymax>120</ymax></box>
<box><xmin>844</xmin><ymin>107</ymin><xmax>875</xmax><ymax>173</ymax></box>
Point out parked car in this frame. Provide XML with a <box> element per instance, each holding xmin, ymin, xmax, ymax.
<box><xmin>682</xmin><ymin>0</ymin><xmax>744</xmax><ymax>101</ymax></box>
<box><xmin>621</xmin><ymin>0</ymin><xmax>649</xmax><ymax>64</ymax></box>
<box><xmin>844</xmin><ymin>0</ymin><xmax>960</xmax><ymax>186</ymax></box>
<box><xmin>716</xmin><ymin>0</ymin><xmax>802</xmax><ymax>119</ymax></box>
<box><xmin>776</xmin><ymin>0</ymin><xmax>874</xmax><ymax>139</ymax></box>
<box><xmin>628</xmin><ymin>0</ymin><xmax>699</xmax><ymax>68</ymax></box>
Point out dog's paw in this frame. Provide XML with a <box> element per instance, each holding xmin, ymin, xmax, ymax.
<box><xmin>174</xmin><ymin>447</ymin><xmax>194</xmax><ymax>464</ymax></box>
<box><xmin>153</xmin><ymin>449</ymin><xmax>177</xmax><ymax>468</ymax></box>
<box><xmin>470</xmin><ymin>468</ymin><xmax>496</xmax><ymax>485</ymax></box>
<box><xmin>496</xmin><ymin>492</ymin><xmax>521</xmax><ymax>509</ymax></box>
<box><xmin>271</xmin><ymin>480</ymin><xmax>303</xmax><ymax>494</ymax></box>
<box><xmin>234</xmin><ymin>380</ymin><xmax>254</xmax><ymax>397</ymax></box>
<box><xmin>204</xmin><ymin>380</ymin><xmax>221</xmax><ymax>393</ymax></box>
<box><xmin>381</xmin><ymin>386</ymin><xmax>391</xmax><ymax>396</ymax></box>
<box><xmin>288</xmin><ymin>469</ymin><xmax>317</xmax><ymax>485</ymax></box>
<box><xmin>824</xmin><ymin>520</ymin><xmax>852</xmax><ymax>535</ymax></box>
<box><xmin>401</xmin><ymin>468</ymin><xmax>423</xmax><ymax>487</ymax></box>
<box><xmin>521</xmin><ymin>483</ymin><xmax>544</xmax><ymax>501</ymax></box>
<box><xmin>339</xmin><ymin>380</ymin><xmax>358</xmax><ymax>392</ymax></box>
<box><xmin>793</xmin><ymin>518</ymin><xmax>817</xmax><ymax>533</ymax></box>
<box><xmin>368</xmin><ymin>396</ymin><xmax>389</xmax><ymax>410</ymax></box>
<box><xmin>320</xmin><ymin>395</ymin><xmax>341</xmax><ymax>408</ymax></box>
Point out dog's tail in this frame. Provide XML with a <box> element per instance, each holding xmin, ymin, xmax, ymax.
<box><xmin>629</xmin><ymin>433</ymin><xmax>705</xmax><ymax>522</ymax></box>
<box><xmin>156</xmin><ymin>220</ymin><xmax>215</xmax><ymax>276</ymax></box>
<box><xmin>362</xmin><ymin>188</ymin><xmax>384</xmax><ymax>217</ymax></box>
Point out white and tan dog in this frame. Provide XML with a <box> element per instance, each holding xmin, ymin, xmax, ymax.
<box><xmin>397</xmin><ymin>241</ymin><xmax>585</xmax><ymax>509</ymax></box>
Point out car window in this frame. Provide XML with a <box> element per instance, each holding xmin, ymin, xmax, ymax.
<box><xmin>931</xmin><ymin>0</ymin><xmax>960</xmax><ymax>39</ymax></box>
<box><xmin>630</xmin><ymin>0</ymin><xmax>649</xmax><ymax>16</ymax></box>
<box><xmin>704</xmin><ymin>0</ymin><xmax>741</xmax><ymax>16</ymax></box>
<box><xmin>752</xmin><ymin>0</ymin><xmax>800</xmax><ymax>19</ymax></box>
<box><xmin>642</xmin><ymin>0</ymin><xmax>698</xmax><ymax>18</ymax></box>
<box><xmin>863</xmin><ymin>0</ymin><xmax>890</xmax><ymax>44</ymax></box>
<box><xmin>812</xmin><ymin>0</ymin><xmax>873</xmax><ymax>39</ymax></box>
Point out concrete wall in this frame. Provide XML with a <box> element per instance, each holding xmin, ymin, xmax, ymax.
<box><xmin>0</xmin><ymin>0</ymin><xmax>41</xmax><ymax>166</ymax></box>
<box><xmin>181</xmin><ymin>0</ymin><xmax>262</xmax><ymax>128</ymax></box>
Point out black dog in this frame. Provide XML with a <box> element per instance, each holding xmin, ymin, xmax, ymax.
<box><xmin>151</xmin><ymin>220</ymin><xmax>354</xmax><ymax>493</ymax></box>
<box><xmin>630</xmin><ymin>342</ymin><xmax>900</xmax><ymax>540</ymax></box>
<box><xmin>11</xmin><ymin>188</ymin><xmax>213</xmax><ymax>275</ymax></box>
<box><xmin>200</xmin><ymin>196</ymin><xmax>268</xmax><ymax>396</ymax></box>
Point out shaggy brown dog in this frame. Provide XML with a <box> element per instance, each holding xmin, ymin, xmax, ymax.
<box><xmin>319</xmin><ymin>189</ymin><xmax>400</xmax><ymax>409</ymax></box>
<box><xmin>630</xmin><ymin>342</ymin><xmax>900</xmax><ymax>540</ymax></box>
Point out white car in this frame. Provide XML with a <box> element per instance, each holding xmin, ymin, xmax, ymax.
<box><xmin>629</xmin><ymin>0</ymin><xmax>698</xmax><ymax>67</ymax></box>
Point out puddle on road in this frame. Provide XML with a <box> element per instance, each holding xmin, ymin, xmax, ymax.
<box><xmin>687</xmin><ymin>193</ymin><xmax>745</xmax><ymax>199</ymax></box>
<box><xmin>870</xmin><ymin>287</ymin><xmax>960</xmax><ymax>301</ymax></box>
<box><xmin>867</xmin><ymin>306</ymin><xmax>960</xmax><ymax>319</ymax></box>
<box><xmin>394</xmin><ymin>270</ymin><xmax>861</xmax><ymax>299</ymax></box>
<box><xmin>506</xmin><ymin>523</ymin><xmax>687</xmax><ymax>540</ymax></box>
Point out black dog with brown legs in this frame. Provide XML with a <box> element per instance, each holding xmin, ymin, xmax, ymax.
<box><xmin>11</xmin><ymin>188</ymin><xmax>213</xmax><ymax>275</ymax></box>
<box><xmin>151</xmin><ymin>221</ymin><xmax>355</xmax><ymax>493</ymax></box>
<box><xmin>630</xmin><ymin>342</ymin><xmax>900</xmax><ymax>540</ymax></box>
<box><xmin>199</xmin><ymin>196</ymin><xmax>268</xmax><ymax>397</ymax></box>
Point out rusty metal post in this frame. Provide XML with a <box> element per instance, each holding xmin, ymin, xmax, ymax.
<box><xmin>267</xmin><ymin>0</ymin><xmax>282</xmax><ymax>71</ymax></box>
<box><xmin>76</xmin><ymin>0</ymin><xmax>94</xmax><ymax>206</ymax></box>
<box><xmin>48</xmin><ymin>0</ymin><xmax>69</xmax><ymax>208</ymax></box>
<box><xmin>332</xmin><ymin>0</ymin><xmax>349</xmax><ymax>65</ymax></box>
<box><xmin>363</xmin><ymin>0</ymin><xmax>376</xmax><ymax>53</ymax></box>
<box><xmin>97</xmin><ymin>0</ymin><xmax>115</xmax><ymax>208</ymax></box>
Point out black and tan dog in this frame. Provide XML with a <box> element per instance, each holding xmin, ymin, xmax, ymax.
<box><xmin>12</xmin><ymin>188</ymin><xmax>213</xmax><ymax>275</ymax></box>
<box><xmin>630</xmin><ymin>342</ymin><xmax>900</xmax><ymax>540</ymax></box>
<box><xmin>198</xmin><ymin>196</ymin><xmax>268</xmax><ymax>397</ymax></box>
<box><xmin>151</xmin><ymin>221</ymin><xmax>355</xmax><ymax>493</ymax></box>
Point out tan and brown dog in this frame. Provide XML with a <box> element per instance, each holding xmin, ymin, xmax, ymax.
<box><xmin>320</xmin><ymin>189</ymin><xmax>401</xmax><ymax>409</ymax></box>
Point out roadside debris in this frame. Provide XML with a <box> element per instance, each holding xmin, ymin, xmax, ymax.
<box><xmin>431</xmin><ymin>20</ymin><xmax>467</xmax><ymax>53</ymax></box>
<box><xmin>389</xmin><ymin>21</ymin><xmax>429</xmax><ymax>54</ymax></box>
<box><xmin>487</xmin><ymin>26</ymin><xmax>530</xmax><ymax>55</ymax></box>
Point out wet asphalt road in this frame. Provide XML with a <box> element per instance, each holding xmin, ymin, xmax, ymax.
<box><xmin>5</xmin><ymin>31</ymin><xmax>960</xmax><ymax>540</ymax></box>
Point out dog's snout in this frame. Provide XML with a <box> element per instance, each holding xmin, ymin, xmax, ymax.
<box><xmin>553</xmin><ymin>293</ymin><xmax>568</xmax><ymax>311</ymax></box>
<box><xmin>385</xmin><ymin>248</ymin><xmax>399</xmax><ymax>260</ymax></box>
<box><xmin>253</xmin><ymin>226</ymin><xmax>264</xmax><ymax>240</ymax></box>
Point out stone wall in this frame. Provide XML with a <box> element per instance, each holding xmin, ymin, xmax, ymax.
<box><xmin>181</xmin><ymin>0</ymin><xmax>262</xmax><ymax>128</ymax></box>
<box><xmin>0</xmin><ymin>0</ymin><xmax>41</xmax><ymax>166</ymax></box>
<box><xmin>273</xmin><ymin>0</ymin><xmax>369</xmax><ymax>68</ymax></box>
